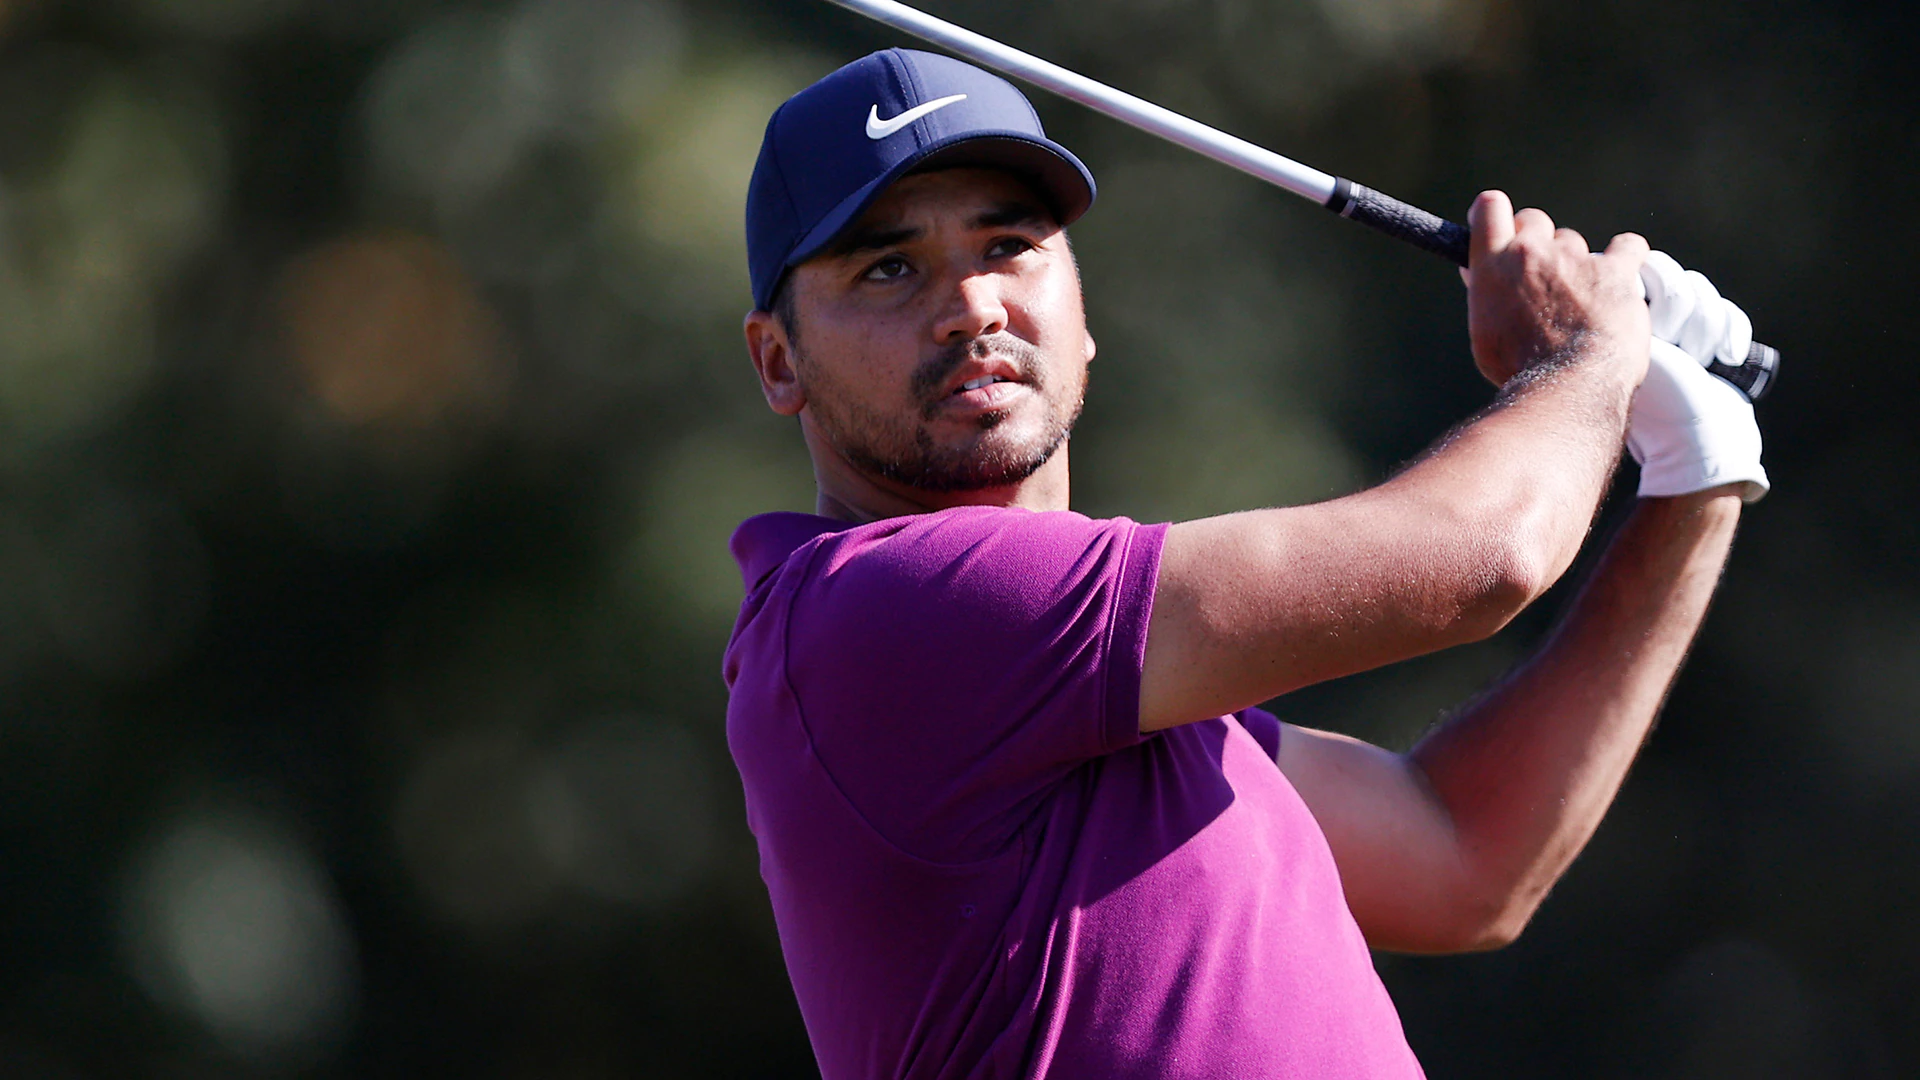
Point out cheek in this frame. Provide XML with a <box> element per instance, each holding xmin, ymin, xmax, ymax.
<box><xmin>1019</xmin><ymin>270</ymin><xmax>1089</xmax><ymax>358</ymax></box>
<box><xmin>799</xmin><ymin>314</ymin><xmax>920</xmax><ymax>407</ymax></box>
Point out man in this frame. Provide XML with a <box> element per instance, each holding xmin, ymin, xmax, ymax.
<box><xmin>724</xmin><ymin>49</ymin><xmax>1767</xmax><ymax>1078</ymax></box>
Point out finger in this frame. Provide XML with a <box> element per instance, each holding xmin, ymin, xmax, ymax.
<box><xmin>1639</xmin><ymin>250</ymin><xmax>1694</xmax><ymax>341</ymax></box>
<box><xmin>1719</xmin><ymin>300</ymin><xmax>1753</xmax><ymax>364</ymax></box>
<box><xmin>1677</xmin><ymin>270</ymin><xmax>1728</xmax><ymax>362</ymax></box>
<box><xmin>1604</xmin><ymin>231</ymin><xmax>1650</xmax><ymax>264</ymax></box>
<box><xmin>1468</xmin><ymin>190</ymin><xmax>1515</xmax><ymax>269</ymax></box>
<box><xmin>1512</xmin><ymin>207</ymin><xmax>1556</xmax><ymax>243</ymax></box>
<box><xmin>1552</xmin><ymin>225</ymin><xmax>1591</xmax><ymax>256</ymax></box>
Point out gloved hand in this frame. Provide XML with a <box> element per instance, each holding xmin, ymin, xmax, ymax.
<box><xmin>1638</xmin><ymin>250</ymin><xmax>1754</xmax><ymax>369</ymax></box>
<box><xmin>1628</xmin><ymin>336</ymin><xmax>1769</xmax><ymax>503</ymax></box>
<box><xmin>1626</xmin><ymin>251</ymin><xmax>1769</xmax><ymax>503</ymax></box>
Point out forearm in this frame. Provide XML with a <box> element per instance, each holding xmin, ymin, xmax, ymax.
<box><xmin>1407</xmin><ymin>490</ymin><xmax>1741</xmax><ymax>944</ymax></box>
<box><xmin>1380</xmin><ymin>341</ymin><xmax>1638</xmax><ymax>594</ymax></box>
<box><xmin>1145</xmin><ymin>342</ymin><xmax>1641</xmax><ymax>728</ymax></box>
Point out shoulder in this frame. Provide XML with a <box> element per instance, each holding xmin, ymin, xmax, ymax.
<box><xmin>732</xmin><ymin>506</ymin><xmax>1089</xmax><ymax>591</ymax></box>
<box><xmin>732</xmin><ymin>506</ymin><xmax>1168</xmax><ymax>679</ymax></box>
<box><xmin>803</xmin><ymin>506</ymin><xmax>1160</xmax><ymax>611</ymax></box>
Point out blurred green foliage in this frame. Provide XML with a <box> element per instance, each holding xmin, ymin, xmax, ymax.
<box><xmin>0</xmin><ymin>0</ymin><xmax>1912</xmax><ymax>1076</ymax></box>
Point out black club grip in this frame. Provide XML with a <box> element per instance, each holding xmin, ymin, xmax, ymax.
<box><xmin>1323</xmin><ymin>177</ymin><xmax>1778</xmax><ymax>401</ymax></box>
<box><xmin>1708</xmin><ymin>341</ymin><xmax>1778</xmax><ymax>400</ymax></box>
<box><xmin>1326</xmin><ymin>178</ymin><xmax>1472</xmax><ymax>266</ymax></box>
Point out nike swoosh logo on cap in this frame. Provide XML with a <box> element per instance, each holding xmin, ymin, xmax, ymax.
<box><xmin>866</xmin><ymin>94</ymin><xmax>968</xmax><ymax>140</ymax></box>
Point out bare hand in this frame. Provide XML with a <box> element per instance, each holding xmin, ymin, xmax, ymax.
<box><xmin>1463</xmin><ymin>191</ymin><xmax>1651</xmax><ymax>388</ymax></box>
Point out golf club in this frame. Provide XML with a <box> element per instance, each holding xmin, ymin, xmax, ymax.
<box><xmin>820</xmin><ymin>0</ymin><xmax>1778</xmax><ymax>400</ymax></box>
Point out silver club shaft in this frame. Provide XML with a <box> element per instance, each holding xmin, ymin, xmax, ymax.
<box><xmin>820</xmin><ymin>0</ymin><xmax>1340</xmax><ymax>207</ymax></box>
<box><xmin>819</xmin><ymin>0</ymin><xmax>1781</xmax><ymax>401</ymax></box>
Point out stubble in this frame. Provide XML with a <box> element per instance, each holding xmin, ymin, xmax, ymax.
<box><xmin>799</xmin><ymin>331</ymin><xmax>1085</xmax><ymax>493</ymax></box>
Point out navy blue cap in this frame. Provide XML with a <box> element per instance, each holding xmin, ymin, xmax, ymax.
<box><xmin>745</xmin><ymin>48</ymin><xmax>1096</xmax><ymax>312</ymax></box>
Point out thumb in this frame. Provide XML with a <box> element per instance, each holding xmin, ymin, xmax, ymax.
<box><xmin>1468</xmin><ymin>191</ymin><xmax>1515</xmax><ymax>272</ymax></box>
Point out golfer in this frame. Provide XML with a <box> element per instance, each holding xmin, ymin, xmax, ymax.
<box><xmin>724</xmin><ymin>49</ymin><xmax>1768</xmax><ymax>1078</ymax></box>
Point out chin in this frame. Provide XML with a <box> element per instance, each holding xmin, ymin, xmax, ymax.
<box><xmin>834</xmin><ymin>390</ymin><xmax>1081</xmax><ymax>495</ymax></box>
<box><xmin>952</xmin><ymin>414</ymin><xmax>1046</xmax><ymax>457</ymax></box>
<box><xmin>926</xmin><ymin>428</ymin><xmax>1066</xmax><ymax>493</ymax></box>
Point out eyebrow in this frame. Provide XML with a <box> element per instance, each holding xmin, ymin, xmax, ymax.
<box><xmin>825</xmin><ymin>224</ymin><xmax>921</xmax><ymax>260</ymax></box>
<box><xmin>824</xmin><ymin>200</ymin><xmax>1055</xmax><ymax>260</ymax></box>
<box><xmin>971</xmin><ymin>200</ymin><xmax>1051</xmax><ymax>230</ymax></box>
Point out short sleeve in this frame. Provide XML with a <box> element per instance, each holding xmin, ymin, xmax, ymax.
<box><xmin>783</xmin><ymin>506</ymin><xmax>1167</xmax><ymax>862</ymax></box>
<box><xmin>1235</xmin><ymin>707</ymin><xmax>1284</xmax><ymax>762</ymax></box>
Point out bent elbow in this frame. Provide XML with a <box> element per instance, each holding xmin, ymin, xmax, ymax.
<box><xmin>1476</xmin><ymin>483</ymin><xmax>1592</xmax><ymax>619</ymax></box>
<box><xmin>1428</xmin><ymin>894</ymin><xmax>1541</xmax><ymax>954</ymax></box>
<box><xmin>1457</xmin><ymin>908</ymin><xmax>1534</xmax><ymax>952</ymax></box>
<box><xmin>1444</xmin><ymin>530</ymin><xmax>1551</xmax><ymax>645</ymax></box>
<box><xmin>1489</xmin><ymin>533</ymin><xmax>1556</xmax><ymax>615</ymax></box>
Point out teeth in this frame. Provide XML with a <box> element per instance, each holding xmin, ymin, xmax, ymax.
<box><xmin>961</xmin><ymin>376</ymin><xmax>1005</xmax><ymax>391</ymax></box>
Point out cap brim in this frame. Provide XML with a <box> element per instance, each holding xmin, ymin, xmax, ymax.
<box><xmin>781</xmin><ymin>132</ymin><xmax>1095</xmax><ymax>279</ymax></box>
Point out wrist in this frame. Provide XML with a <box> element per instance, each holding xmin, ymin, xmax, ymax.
<box><xmin>1499</xmin><ymin>330</ymin><xmax>1640</xmax><ymax>420</ymax></box>
<box><xmin>1628</xmin><ymin>487</ymin><xmax>1745</xmax><ymax>546</ymax></box>
<box><xmin>1638</xmin><ymin>486</ymin><xmax>1748</xmax><ymax>512</ymax></box>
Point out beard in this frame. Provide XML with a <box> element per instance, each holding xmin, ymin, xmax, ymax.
<box><xmin>799</xmin><ymin>331</ymin><xmax>1085</xmax><ymax>494</ymax></box>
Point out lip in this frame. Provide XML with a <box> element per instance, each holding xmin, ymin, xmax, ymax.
<box><xmin>936</xmin><ymin>357</ymin><xmax>1024</xmax><ymax>399</ymax></box>
<box><xmin>926</xmin><ymin>357</ymin><xmax>1029</xmax><ymax>417</ymax></box>
<box><xmin>942</xmin><ymin>378</ymin><xmax>1029</xmax><ymax>412</ymax></box>
<box><xmin>933</xmin><ymin>353</ymin><xmax>1036</xmax><ymax>403</ymax></box>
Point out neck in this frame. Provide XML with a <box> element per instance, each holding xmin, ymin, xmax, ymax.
<box><xmin>809</xmin><ymin>440</ymin><xmax>1072</xmax><ymax>524</ymax></box>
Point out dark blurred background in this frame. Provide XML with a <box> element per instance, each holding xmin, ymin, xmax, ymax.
<box><xmin>0</xmin><ymin>0</ymin><xmax>1908</xmax><ymax>1075</ymax></box>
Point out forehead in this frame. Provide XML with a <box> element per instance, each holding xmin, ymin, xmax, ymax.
<box><xmin>845</xmin><ymin>167</ymin><xmax>1056</xmax><ymax>236</ymax></box>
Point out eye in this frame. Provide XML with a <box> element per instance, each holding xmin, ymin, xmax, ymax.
<box><xmin>987</xmin><ymin>236</ymin><xmax>1034</xmax><ymax>259</ymax></box>
<box><xmin>862</xmin><ymin>255</ymin><xmax>912</xmax><ymax>282</ymax></box>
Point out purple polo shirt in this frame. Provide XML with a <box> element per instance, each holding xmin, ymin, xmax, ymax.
<box><xmin>724</xmin><ymin>506</ymin><xmax>1423</xmax><ymax>1079</ymax></box>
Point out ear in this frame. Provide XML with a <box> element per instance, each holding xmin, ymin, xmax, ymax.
<box><xmin>1084</xmin><ymin>327</ymin><xmax>1097</xmax><ymax>366</ymax></box>
<box><xmin>744</xmin><ymin>309</ymin><xmax>806</xmax><ymax>417</ymax></box>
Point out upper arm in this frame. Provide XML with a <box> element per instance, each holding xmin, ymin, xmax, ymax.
<box><xmin>1274</xmin><ymin>722</ymin><xmax>1497</xmax><ymax>954</ymax></box>
<box><xmin>1140</xmin><ymin>489</ymin><xmax>1538</xmax><ymax>731</ymax></box>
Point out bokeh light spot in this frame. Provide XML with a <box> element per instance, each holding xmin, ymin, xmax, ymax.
<box><xmin>618</xmin><ymin>61</ymin><xmax>817</xmax><ymax>274</ymax></box>
<box><xmin>0</xmin><ymin>65</ymin><xmax>224</xmax><ymax>453</ymax></box>
<box><xmin>363</xmin><ymin>11</ymin><xmax>544</xmax><ymax>217</ymax></box>
<box><xmin>626</xmin><ymin>424</ymin><xmax>815</xmax><ymax>632</ymax></box>
<box><xmin>527</xmin><ymin>715</ymin><xmax>718</xmax><ymax>909</ymax></box>
<box><xmin>276</xmin><ymin>231</ymin><xmax>507</xmax><ymax>428</ymax></box>
<box><xmin>394</xmin><ymin>730</ymin><xmax>563</xmax><ymax>932</ymax></box>
<box><xmin>505</xmin><ymin>0</ymin><xmax>684</xmax><ymax>132</ymax></box>
<box><xmin>1311</xmin><ymin>0</ymin><xmax>1486</xmax><ymax>60</ymax></box>
<box><xmin>121</xmin><ymin>809</ymin><xmax>359</xmax><ymax>1063</ymax></box>
<box><xmin>394</xmin><ymin>715</ymin><xmax>722</xmax><ymax>933</ymax></box>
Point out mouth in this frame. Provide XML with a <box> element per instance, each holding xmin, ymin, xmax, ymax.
<box><xmin>939</xmin><ymin>355</ymin><xmax>1025</xmax><ymax>397</ymax></box>
<box><xmin>912</xmin><ymin>334</ymin><xmax>1046</xmax><ymax>418</ymax></box>
<box><xmin>936</xmin><ymin>366</ymin><xmax>1028</xmax><ymax>415</ymax></box>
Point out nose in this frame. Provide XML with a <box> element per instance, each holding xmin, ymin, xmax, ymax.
<box><xmin>930</xmin><ymin>271</ymin><xmax>1009</xmax><ymax>345</ymax></box>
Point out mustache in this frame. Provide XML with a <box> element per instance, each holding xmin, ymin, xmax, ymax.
<box><xmin>909</xmin><ymin>332</ymin><xmax>1046</xmax><ymax>411</ymax></box>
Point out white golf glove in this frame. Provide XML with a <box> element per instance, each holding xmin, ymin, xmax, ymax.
<box><xmin>1627</xmin><ymin>251</ymin><xmax>1769</xmax><ymax>503</ymax></box>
